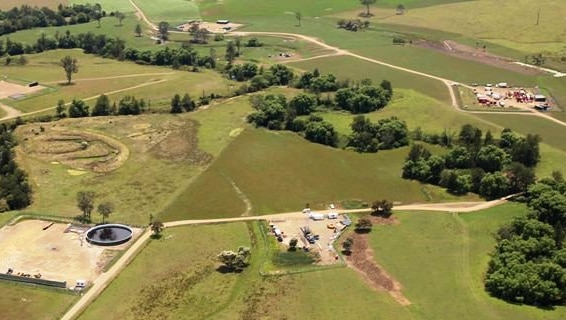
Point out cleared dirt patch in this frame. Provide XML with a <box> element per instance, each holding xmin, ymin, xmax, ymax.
<box><xmin>346</xmin><ymin>229</ymin><xmax>410</xmax><ymax>306</ymax></box>
<box><xmin>0</xmin><ymin>220</ymin><xmax>104</xmax><ymax>286</ymax></box>
<box><xmin>0</xmin><ymin>80</ymin><xmax>45</xmax><ymax>99</ymax></box>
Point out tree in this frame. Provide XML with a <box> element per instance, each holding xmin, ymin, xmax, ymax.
<box><xmin>289</xmin><ymin>93</ymin><xmax>316</xmax><ymax>115</ymax></box>
<box><xmin>151</xmin><ymin>220</ymin><xmax>164</xmax><ymax>238</ymax></box>
<box><xmin>115</xmin><ymin>11</ymin><xmax>125</xmax><ymax>26</ymax></box>
<box><xmin>371</xmin><ymin>199</ymin><xmax>393</xmax><ymax>217</ymax></box>
<box><xmin>97</xmin><ymin>202</ymin><xmax>114</xmax><ymax>223</ymax></box>
<box><xmin>60</xmin><ymin>55</ymin><xmax>79</xmax><ymax>84</ymax></box>
<box><xmin>295</xmin><ymin>12</ymin><xmax>302</xmax><ymax>26</ymax></box>
<box><xmin>56</xmin><ymin>99</ymin><xmax>66</xmax><ymax>118</ymax></box>
<box><xmin>157</xmin><ymin>21</ymin><xmax>169</xmax><ymax>40</ymax></box>
<box><xmin>289</xmin><ymin>238</ymin><xmax>298</xmax><ymax>251</ymax></box>
<box><xmin>68</xmin><ymin>99</ymin><xmax>89</xmax><ymax>118</ymax></box>
<box><xmin>91</xmin><ymin>94</ymin><xmax>111</xmax><ymax>116</ymax></box>
<box><xmin>181</xmin><ymin>93</ymin><xmax>195</xmax><ymax>112</ymax></box>
<box><xmin>234</xmin><ymin>37</ymin><xmax>241</xmax><ymax>56</ymax></box>
<box><xmin>217</xmin><ymin>246</ymin><xmax>251</xmax><ymax>271</ymax></box>
<box><xmin>476</xmin><ymin>145</ymin><xmax>509</xmax><ymax>173</ymax></box>
<box><xmin>396</xmin><ymin>4</ymin><xmax>406</xmax><ymax>15</ymax></box>
<box><xmin>511</xmin><ymin>134</ymin><xmax>541</xmax><ymax>167</ymax></box>
<box><xmin>355</xmin><ymin>217</ymin><xmax>373</xmax><ymax>233</ymax></box>
<box><xmin>304</xmin><ymin>120</ymin><xmax>338</xmax><ymax>147</ymax></box>
<box><xmin>342</xmin><ymin>237</ymin><xmax>354</xmax><ymax>255</ymax></box>
<box><xmin>170</xmin><ymin>94</ymin><xmax>182</xmax><ymax>113</ymax></box>
<box><xmin>77</xmin><ymin>191</ymin><xmax>95</xmax><ymax>222</ymax></box>
<box><xmin>479</xmin><ymin>172</ymin><xmax>510</xmax><ymax>200</ymax></box>
<box><xmin>225</xmin><ymin>41</ymin><xmax>237</xmax><ymax>64</ymax></box>
<box><xmin>360</xmin><ymin>0</ymin><xmax>377</xmax><ymax>17</ymax></box>
<box><xmin>135</xmin><ymin>23</ymin><xmax>142</xmax><ymax>37</ymax></box>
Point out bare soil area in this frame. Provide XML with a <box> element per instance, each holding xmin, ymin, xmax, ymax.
<box><xmin>0</xmin><ymin>220</ymin><xmax>104</xmax><ymax>286</ymax></box>
<box><xmin>269</xmin><ymin>213</ymin><xmax>348</xmax><ymax>265</ymax></box>
<box><xmin>346</xmin><ymin>221</ymin><xmax>410</xmax><ymax>306</ymax></box>
<box><xmin>0</xmin><ymin>80</ymin><xmax>45</xmax><ymax>99</ymax></box>
<box><xmin>175</xmin><ymin>21</ymin><xmax>243</xmax><ymax>34</ymax></box>
<box><xmin>413</xmin><ymin>39</ymin><xmax>543</xmax><ymax>76</ymax></box>
<box><xmin>0</xmin><ymin>220</ymin><xmax>143</xmax><ymax>287</ymax></box>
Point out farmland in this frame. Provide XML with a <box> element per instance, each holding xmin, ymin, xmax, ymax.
<box><xmin>1</xmin><ymin>0</ymin><xmax>566</xmax><ymax>319</ymax></box>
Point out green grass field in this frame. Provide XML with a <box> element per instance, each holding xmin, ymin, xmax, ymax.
<box><xmin>0</xmin><ymin>282</ymin><xmax>77</xmax><ymax>320</ymax></box>
<box><xmin>0</xmin><ymin>0</ymin><xmax>63</xmax><ymax>10</ymax></box>
<box><xmin>289</xmin><ymin>55</ymin><xmax>451</xmax><ymax>103</ymax></box>
<box><xmin>161</xmin><ymin>127</ymin><xmax>475</xmax><ymax>221</ymax></box>
<box><xmin>131</xmin><ymin>0</ymin><xmax>200</xmax><ymax>26</ymax></box>
<box><xmin>368</xmin><ymin>203</ymin><xmax>566</xmax><ymax>319</ymax></box>
<box><xmin>380</xmin><ymin>0</ymin><xmax>566</xmax><ymax>56</ymax></box>
<box><xmin>78</xmin><ymin>223</ymin><xmax>252</xmax><ymax>320</ymax></box>
<box><xmin>0</xmin><ymin>49</ymin><xmax>232</xmax><ymax>114</ymax></box>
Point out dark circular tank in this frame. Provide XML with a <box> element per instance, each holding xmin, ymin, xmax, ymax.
<box><xmin>85</xmin><ymin>224</ymin><xmax>133</xmax><ymax>246</ymax></box>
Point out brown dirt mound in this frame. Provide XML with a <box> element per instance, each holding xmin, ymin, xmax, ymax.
<box><xmin>346</xmin><ymin>231</ymin><xmax>411</xmax><ymax>305</ymax></box>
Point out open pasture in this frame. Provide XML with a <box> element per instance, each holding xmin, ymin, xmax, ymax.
<box><xmin>78</xmin><ymin>222</ymin><xmax>252</xmax><ymax>320</ymax></box>
<box><xmin>369</xmin><ymin>203</ymin><xmax>566</xmax><ymax>319</ymax></box>
<box><xmin>131</xmin><ymin>0</ymin><xmax>200</xmax><ymax>25</ymax></box>
<box><xmin>0</xmin><ymin>50</ymin><xmax>231</xmax><ymax>114</ymax></box>
<box><xmin>289</xmin><ymin>55</ymin><xmax>451</xmax><ymax>103</ymax></box>
<box><xmin>0</xmin><ymin>282</ymin><xmax>76</xmax><ymax>320</ymax></box>
<box><xmin>161</xmin><ymin>128</ymin><xmax>472</xmax><ymax>221</ymax></box>
<box><xmin>0</xmin><ymin>0</ymin><xmax>64</xmax><ymax>10</ymax></box>
<box><xmin>380</xmin><ymin>0</ymin><xmax>566</xmax><ymax>56</ymax></box>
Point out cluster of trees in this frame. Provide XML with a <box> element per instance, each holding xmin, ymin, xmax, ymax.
<box><xmin>170</xmin><ymin>93</ymin><xmax>197</xmax><ymax>113</ymax></box>
<box><xmin>296</xmin><ymin>69</ymin><xmax>342</xmax><ymax>93</ymax></box>
<box><xmin>0</xmin><ymin>3</ymin><xmax>104</xmax><ymax>36</ymax></box>
<box><xmin>247</xmin><ymin>94</ymin><xmax>339</xmax><ymax>146</ymax></box>
<box><xmin>56</xmin><ymin>94</ymin><xmax>148</xmax><ymax>119</ymax></box>
<box><xmin>228</xmin><ymin>63</ymin><xmax>295</xmax><ymax>94</ymax></box>
<box><xmin>348</xmin><ymin>115</ymin><xmax>408</xmax><ymax>152</ymax></box>
<box><xmin>336</xmin><ymin>19</ymin><xmax>370</xmax><ymax>32</ymax></box>
<box><xmin>403</xmin><ymin>125</ymin><xmax>540</xmax><ymax>199</ymax></box>
<box><xmin>335</xmin><ymin>80</ymin><xmax>392</xmax><ymax>113</ymax></box>
<box><xmin>0</xmin><ymin>30</ymin><xmax>217</xmax><ymax>71</ymax></box>
<box><xmin>76</xmin><ymin>190</ymin><xmax>114</xmax><ymax>223</ymax></box>
<box><xmin>217</xmin><ymin>246</ymin><xmax>251</xmax><ymax>272</ymax></box>
<box><xmin>485</xmin><ymin>179</ymin><xmax>566</xmax><ymax>306</ymax></box>
<box><xmin>0</xmin><ymin>123</ymin><xmax>32</xmax><ymax>211</ymax></box>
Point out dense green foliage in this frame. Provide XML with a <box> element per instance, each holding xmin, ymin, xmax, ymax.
<box><xmin>485</xmin><ymin>180</ymin><xmax>566</xmax><ymax>306</ymax></box>
<box><xmin>403</xmin><ymin>125</ymin><xmax>538</xmax><ymax>198</ymax></box>
<box><xmin>348</xmin><ymin>115</ymin><xmax>409</xmax><ymax>152</ymax></box>
<box><xmin>0</xmin><ymin>123</ymin><xmax>31</xmax><ymax>211</ymax></box>
<box><xmin>0</xmin><ymin>3</ymin><xmax>103</xmax><ymax>36</ymax></box>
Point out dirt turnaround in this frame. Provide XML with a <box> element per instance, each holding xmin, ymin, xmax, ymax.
<box><xmin>346</xmin><ymin>229</ymin><xmax>411</xmax><ymax>306</ymax></box>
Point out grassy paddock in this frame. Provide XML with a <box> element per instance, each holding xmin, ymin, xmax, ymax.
<box><xmin>289</xmin><ymin>55</ymin><xmax>451</xmax><ymax>103</ymax></box>
<box><xmin>78</xmin><ymin>223</ymin><xmax>252</xmax><ymax>320</ymax></box>
<box><xmin>132</xmin><ymin>0</ymin><xmax>200</xmax><ymax>25</ymax></box>
<box><xmin>162</xmin><ymin>127</ymin><xmax>473</xmax><ymax>221</ymax></box>
<box><xmin>0</xmin><ymin>281</ymin><xmax>77</xmax><ymax>320</ymax></box>
<box><xmin>369</xmin><ymin>203</ymin><xmax>566</xmax><ymax>319</ymax></box>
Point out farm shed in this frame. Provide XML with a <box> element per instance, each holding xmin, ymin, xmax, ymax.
<box><xmin>216</xmin><ymin>20</ymin><xmax>230</xmax><ymax>24</ymax></box>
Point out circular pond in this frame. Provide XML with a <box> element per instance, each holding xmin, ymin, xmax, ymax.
<box><xmin>85</xmin><ymin>224</ymin><xmax>133</xmax><ymax>246</ymax></box>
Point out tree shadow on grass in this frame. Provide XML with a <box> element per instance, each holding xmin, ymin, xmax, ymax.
<box><xmin>216</xmin><ymin>265</ymin><xmax>243</xmax><ymax>274</ymax></box>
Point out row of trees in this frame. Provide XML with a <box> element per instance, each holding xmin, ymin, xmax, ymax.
<box><xmin>76</xmin><ymin>190</ymin><xmax>114</xmax><ymax>223</ymax></box>
<box><xmin>403</xmin><ymin>125</ymin><xmax>539</xmax><ymax>198</ymax></box>
<box><xmin>56</xmin><ymin>94</ymin><xmax>148</xmax><ymax>119</ymax></box>
<box><xmin>0</xmin><ymin>30</ymin><xmax>216</xmax><ymax>71</ymax></box>
<box><xmin>0</xmin><ymin>123</ymin><xmax>32</xmax><ymax>211</ymax></box>
<box><xmin>0</xmin><ymin>3</ymin><xmax>104</xmax><ymax>36</ymax></box>
<box><xmin>485</xmin><ymin>179</ymin><xmax>566</xmax><ymax>306</ymax></box>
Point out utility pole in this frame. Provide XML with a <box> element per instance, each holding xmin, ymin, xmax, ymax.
<box><xmin>535</xmin><ymin>8</ymin><xmax>540</xmax><ymax>26</ymax></box>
